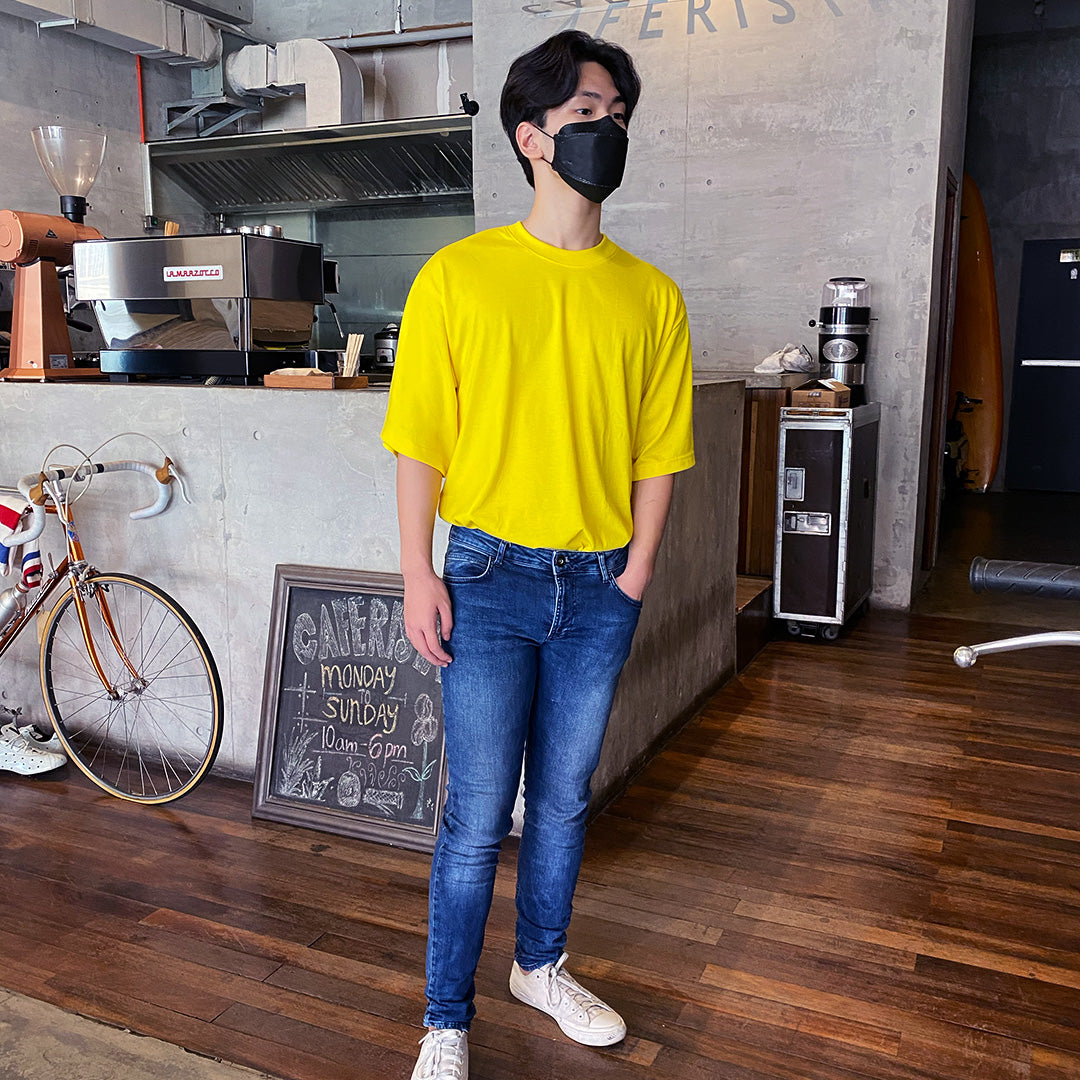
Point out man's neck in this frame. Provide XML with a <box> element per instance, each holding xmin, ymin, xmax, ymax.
<box><xmin>521</xmin><ymin>186</ymin><xmax>603</xmax><ymax>251</ymax></box>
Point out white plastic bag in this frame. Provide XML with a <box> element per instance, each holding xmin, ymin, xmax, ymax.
<box><xmin>754</xmin><ymin>343</ymin><xmax>818</xmax><ymax>375</ymax></box>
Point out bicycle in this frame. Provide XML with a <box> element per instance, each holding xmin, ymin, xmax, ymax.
<box><xmin>0</xmin><ymin>445</ymin><xmax>223</xmax><ymax>803</ymax></box>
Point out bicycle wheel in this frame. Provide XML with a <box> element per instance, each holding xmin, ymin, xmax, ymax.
<box><xmin>40</xmin><ymin>573</ymin><xmax>223</xmax><ymax>803</ymax></box>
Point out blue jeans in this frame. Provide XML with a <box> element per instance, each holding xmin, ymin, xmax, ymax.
<box><xmin>424</xmin><ymin>526</ymin><xmax>642</xmax><ymax>1031</ymax></box>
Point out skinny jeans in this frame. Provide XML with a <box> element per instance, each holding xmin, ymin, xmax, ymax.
<box><xmin>424</xmin><ymin>525</ymin><xmax>641</xmax><ymax>1031</ymax></box>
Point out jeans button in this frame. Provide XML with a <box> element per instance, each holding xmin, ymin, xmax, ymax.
<box><xmin>555</xmin><ymin>554</ymin><xmax>566</xmax><ymax>567</ymax></box>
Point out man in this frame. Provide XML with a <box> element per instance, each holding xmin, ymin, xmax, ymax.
<box><xmin>381</xmin><ymin>29</ymin><xmax>695</xmax><ymax>1080</ymax></box>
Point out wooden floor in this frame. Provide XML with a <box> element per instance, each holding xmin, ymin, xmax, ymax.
<box><xmin>4</xmin><ymin>609</ymin><xmax>1080</xmax><ymax>1079</ymax></box>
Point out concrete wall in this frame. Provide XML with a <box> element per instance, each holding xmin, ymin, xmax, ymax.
<box><xmin>248</xmin><ymin>0</ymin><xmax>469</xmax><ymax>43</ymax></box>
<box><xmin>964</xmin><ymin>29</ymin><xmax>1080</xmax><ymax>484</ymax></box>
<box><xmin>0</xmin><ymin>385</ymin><xmax>396</xmax><ymax>773</ymax></box>
<box><xmin>0</xmin><ymin>12</ymin><xmax>152</xmax><ymax>235</ymax></box>
<box><xmin>0</xmin><ymin>381</ymin><xmax>738</xmax><ymax>799</ymax></box>
<box><xmin>473</xmin><ymin>0</ymin><xmax>973</xmax><ymax>608</ymax></box>
<box><xmin>348</xmin><ymin>39</ymin><xmax>473</xmax><ymax>121</ymax></box>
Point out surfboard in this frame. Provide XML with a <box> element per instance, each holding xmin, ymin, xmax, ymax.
<box><xmin>947</xmin><ymin>173</ymin><xmax>1004</xmax><ymax>492</ymax></box>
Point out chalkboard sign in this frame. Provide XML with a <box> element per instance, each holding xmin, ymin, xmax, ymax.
<box><xmin>253</xmin><ymin>564</ymin><xmax>446</xmax><ymax>852</ymax></box>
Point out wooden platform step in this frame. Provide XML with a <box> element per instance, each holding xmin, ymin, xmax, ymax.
<box><xmin>736</xmin><ymin>574</ymin><xmax>773</xmax><ymax>671</ymax></box>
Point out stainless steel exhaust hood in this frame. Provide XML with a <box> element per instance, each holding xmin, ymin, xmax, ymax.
<box><xmin>147</xmin><ymin>114</ymin><xmax>473</xmax><ymax>214</ymax></box>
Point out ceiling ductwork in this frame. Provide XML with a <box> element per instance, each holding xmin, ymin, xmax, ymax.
<box><xmin>225</xmin><ymin>38</ymin><xmax>363</xmax><ymax>128</ymax></box>
<box><xmin>0</xmin><ymin>0</ymin><xmax>223</xmax><ymax>64</ymax></box>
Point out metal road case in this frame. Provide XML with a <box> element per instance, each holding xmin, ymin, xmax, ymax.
<box><xmin>773</xmin><ymin>403</ymin><xmax>880</xmax><ymax>640</ymax></box>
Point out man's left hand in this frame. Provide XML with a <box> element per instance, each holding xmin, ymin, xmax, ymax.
<box><xmin>614</xmin><ymin>566</ymin><xmax>651</xmax><ymax>601</ymax></box>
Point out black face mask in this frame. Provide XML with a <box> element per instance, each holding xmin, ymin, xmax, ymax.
<box><xmin>538</xmin><ymin>115</ymin><xmax>629</xmax><ymax>204</ymax></box>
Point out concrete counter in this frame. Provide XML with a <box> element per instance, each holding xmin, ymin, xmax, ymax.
<box><xmin>0</xmin><ymin>379</ymin><xmax>741</xmax><ymax>809</ymax></box>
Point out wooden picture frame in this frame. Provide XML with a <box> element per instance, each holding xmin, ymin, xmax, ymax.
<box><xmin>253</xmin><ymin>564</ymin><xmax>446</xmax><ymax>852</ymax></box>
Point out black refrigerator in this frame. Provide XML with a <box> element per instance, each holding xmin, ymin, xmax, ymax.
<box><xmin>1006</xmin><ymin>238</ymin><xmax>1080</xmax><ymax>492</ymax></box>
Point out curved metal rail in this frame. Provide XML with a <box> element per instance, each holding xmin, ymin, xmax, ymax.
<box><xmin>954</xmin><ymin>558</ymin><xmax>1080</xmax><ymax>667</ymax></box>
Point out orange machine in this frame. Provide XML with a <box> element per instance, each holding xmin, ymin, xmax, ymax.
<box><xmin>0</xmin><ymin>209</ymin><xmax>103</xmax><ymax>379</ymax></box>
<box><xmin>1</xmin><ymin>125</ymin><xmax>108</xmax><ymax>381</ymax></box>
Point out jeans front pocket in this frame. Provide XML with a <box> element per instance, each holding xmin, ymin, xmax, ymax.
<box><xmin>604</xmin><ymin>547</ymin><xmax>643</xmax><ymax>608</ymax></box>
<box><xmin>608</xmin><ymin>576</ymin><xmax>643</xmax><ymax>608</ymax></box>
<box><xmin>442</xmin><ymin>543</ymin><xmax>495</xmax><ymax>584</ymax></box>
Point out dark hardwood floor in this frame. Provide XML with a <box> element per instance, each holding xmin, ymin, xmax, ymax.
<box><xmin>3</xmin><ymin>609</ymin><xmax>1080</xmax><ymax>1079</ymax></box>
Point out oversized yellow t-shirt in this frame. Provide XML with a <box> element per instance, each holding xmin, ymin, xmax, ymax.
<box><xmin>381</xmin><ymin>221</ymin><xmax>695</xmax><ymax>551</ymax></box>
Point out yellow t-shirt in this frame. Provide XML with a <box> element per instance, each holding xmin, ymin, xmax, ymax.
<box><xmin>381</xmin><ymin>221</ymin><xmax>695</xmax><ymax>551</ymax></box>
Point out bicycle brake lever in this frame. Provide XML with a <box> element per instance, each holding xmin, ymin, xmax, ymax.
<box><xmin>169</xmin><ymin>463</ymin><xmax>193</xmax><ymax>505</ymax></box>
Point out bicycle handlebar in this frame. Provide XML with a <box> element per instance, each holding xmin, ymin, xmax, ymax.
<box><xmin>969</xmin><ymin>557</ymin><xmax>1080</xmax><ymax>601</ymax></box>
<box><xmin>7</xmin><ymin>459</ymin><xmax>180</xmax><ymax>548</ymax></box>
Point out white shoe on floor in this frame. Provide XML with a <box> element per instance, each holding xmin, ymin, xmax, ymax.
<box><xmin>509</xmin><ymin>952</ymin><xmax>626</xmax><ymax>1046</ymax></box>
<box><xmin>410</xmin><ymin>1028</ymin><xmax>468</xmax><ymax>1080</ymax></box>
<box><xmin>0</xmin><ymin>723</ymin><xmax>66</xmax><ymax>776</ymax></box>
<box><xmin>18</xmin><ymin>724</ymin><xmax>65</xmax><ymax>755</ymax></box>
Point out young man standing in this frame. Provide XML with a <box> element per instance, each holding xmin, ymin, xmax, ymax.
<box><xmin>381</xmin><ymin>29</ymin><xmax>695</xmax><ymax>1080</ymax></box>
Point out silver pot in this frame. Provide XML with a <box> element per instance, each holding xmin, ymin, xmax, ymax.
<box><xmin>374</xmin><ymin>323</ymin><xmax>399</xmax><ymax>368</ymax></box>
<box><xmin>237</xmin><ymin>223</ymin><xmax>283</xmax><ymax>237</ymax></box>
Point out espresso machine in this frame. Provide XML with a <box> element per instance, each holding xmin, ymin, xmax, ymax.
<box><xmin>73</xmin><ymin>231</ymin><xmax>328</xmax><ymax>382</ymax></box>
<box><xmin>810</xmin><ymin>277</ymin><xmax>871</xmax><ymax>406</ymax></box>
<box><xmin>0</xmin><ymin>126</ymin><xmax>107</xmax><ymax>380</ymax></box>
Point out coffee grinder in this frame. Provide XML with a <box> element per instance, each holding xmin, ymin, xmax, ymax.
<box><xmin>810</xmin><ymin>276</ymin><xmax>871</xmax><ymax>406</ymax></box>
<box><xmin>0</xmin><ymin>126</ymin><xmax>107</xmax><ymax>380</ymax></box>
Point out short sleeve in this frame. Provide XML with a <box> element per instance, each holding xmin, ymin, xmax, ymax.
<box><xmin>380</xmin><ymin>257</ymin><xmax>460</xmax><ymax>475</ymax></box>
<box><xmin>631</xmin><ymin>299</ymin><xmax>696</xmax><ymax>481</ymax></box>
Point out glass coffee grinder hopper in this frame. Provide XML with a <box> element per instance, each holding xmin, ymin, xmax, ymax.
<box><xmin>0</xmin><ymin>125</ymin><xmax>107</xmax><ymax>380</ymax></box>
<box><xmin>810</xmin><ymin>277</ymin><xmax>872</xmax><ymax>407</ymax></box>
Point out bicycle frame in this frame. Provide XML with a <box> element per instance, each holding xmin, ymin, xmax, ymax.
<box><xmin>0</xmin><ymin>493</ymin><xmax>141</xmax><ymax>699</ymax></box>
<box><xmin>0</xmin><ymin>557</ymin><xmax>68</xmax><ymax>664</ymax></box>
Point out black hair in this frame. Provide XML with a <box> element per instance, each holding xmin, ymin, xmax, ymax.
<box><xmin>499</xmin><ymin>30</ymin><xmax>642</xmax><ymax>188</ymax></box>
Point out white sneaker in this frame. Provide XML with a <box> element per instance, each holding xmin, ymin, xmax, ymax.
<box><xmin>0</xmin><ymin>723</ymin><xmax>66</xmax><ymax>776</ymax></box>
<box><xmin>509</xmin><ymin>952</ymin><xmax>626</xmax><ymax>1046</ymax></box>
<box><xmin>410</xmin><ymin>1029</ymin><xmax>468</xmax><ymax>1080</ymax></box>
<box><xmin>18</xmin><ymin>724</ymin><xmax>65</xmax><ymax>755</ymax></box>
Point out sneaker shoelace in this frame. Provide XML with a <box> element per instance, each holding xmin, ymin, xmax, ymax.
<box><xmin>1</xmin><ymin>724</ymin><xmax>53</xmax><ymax>757</ymax></box>
<box><xmin>17</xmin><ymin>724</ymin><xmax>63</xmax><ymax>752</ymax></box>
<box><xmin>543</xmin><ymin>955</ymin><xmax>607</xmax><ymax>1023</ymax></box>
<box><xmin>417</xmin><ymin>1030</ymin><xmax>465</xmax><ymax>1079</ymax></box>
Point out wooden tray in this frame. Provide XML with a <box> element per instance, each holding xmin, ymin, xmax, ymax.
<box><xmin>263</xmin><ymin>373</ymin><xmax>369</xmax><ymax>389</ymax></box>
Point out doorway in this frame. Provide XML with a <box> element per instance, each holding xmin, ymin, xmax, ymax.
<box><xmin>914</xmin><ymin>3</ymin><xmax>1080</xmax><ymax>624</ymax></box>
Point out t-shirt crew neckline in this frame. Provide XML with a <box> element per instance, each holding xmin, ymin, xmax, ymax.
<box><xmin>508</xmin><ymin>220</ymin><xmax>619</xmax><ymax>268</ymax></box>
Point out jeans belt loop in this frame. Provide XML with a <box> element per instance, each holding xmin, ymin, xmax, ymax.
<box><xmin>597</xmin><ymin>550</ymin><xmax>610</xmax><ymax>582</ymax></box>
<box><xmin>494</xmin><ymin>539</ymin><xmax>508</xmax><ymax>566</ymax></box>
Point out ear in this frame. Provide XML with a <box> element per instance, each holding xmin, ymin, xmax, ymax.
<box><xmin>515</xmin><ymin>120</ymin><xmax>548</xmax><ymax>164</ymax></box>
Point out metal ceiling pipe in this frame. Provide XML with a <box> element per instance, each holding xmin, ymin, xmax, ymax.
<box><xmin>225</xmin><ymin>38</ymin><xmax>364</xmax><ymax>128</ymax></box>
<box><xmin>0</xmin><ymin>0</ymin><xmax>222</xmax><ymax>63</ymax></box>
<box><xmin>322</xmin><ymin>24</ymin><xmax>472</xmax><ymax>50</ymax></box>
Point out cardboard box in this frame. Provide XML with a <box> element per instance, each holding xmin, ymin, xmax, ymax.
<box><xmin>790</xmin><ymin>378</ymin><xmax>851</xmax><ymax>408</ymax></box>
